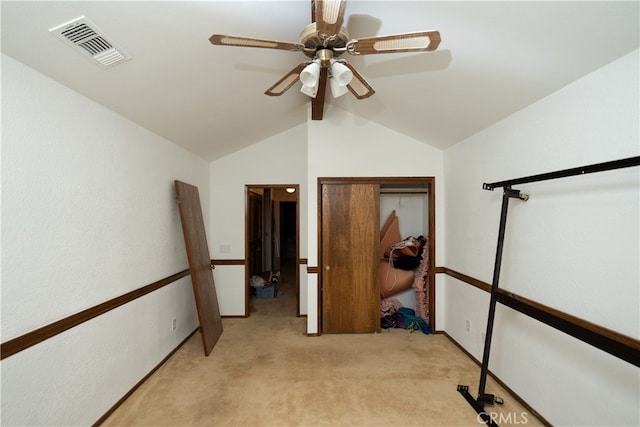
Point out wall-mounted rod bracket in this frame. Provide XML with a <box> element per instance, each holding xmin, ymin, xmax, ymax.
<box><xmin>504</xmin><ymin>187</ymin><xmax>529</xmax><ymax>201</ymax></box>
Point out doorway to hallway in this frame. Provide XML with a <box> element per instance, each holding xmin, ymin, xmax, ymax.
<box><xmin>245</xmin><ymin>185</ymin><xmax>300</xmax><ymax>316</ymax></box>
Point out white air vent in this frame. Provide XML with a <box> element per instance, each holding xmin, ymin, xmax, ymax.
<box><xmin>49</xmin><ymin>16</ymin><xmax>130</xmax><ymax>68</ymax></box>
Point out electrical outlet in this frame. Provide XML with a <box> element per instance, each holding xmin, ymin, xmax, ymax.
<box><xmin>172</xmin><ymin>318</ymin><xmax>177</xmax><ymax>331</ymax></box>
<box><xmin>465</xmin><ymin>320</ymin><xmax>470</xmax><ymax>332</ymax></box>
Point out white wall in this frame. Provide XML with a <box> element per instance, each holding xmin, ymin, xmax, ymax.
<box><xmin>209</xmin><ymin>122</ymin><xmax>309</xmax><ymax>315</ymax></box>
<box><xmin>305</xmin><ymin>104</ymin><xmax>446</xmax><ymax>334</ymax></box>
<box><xmin>1</xmin><ymin>54</ymin><xmax>207</xmax><ymax>425</ymax></box>
<box><xmin>443</xmin><ymin>50</ymin><xmax>639</xmax><ymax>426</ymax></box>
<box><xmin>380</xmin><ymin>193</ymin><xmax>429</xmax><ymax>239</ymax></box>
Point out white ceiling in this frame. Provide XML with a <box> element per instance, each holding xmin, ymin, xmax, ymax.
<box><xmin>2</xmin><ymin>1</ymin><xmax>639</xmax><ymax>161</ymax></box>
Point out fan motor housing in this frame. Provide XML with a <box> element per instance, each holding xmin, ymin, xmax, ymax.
<box><xmin>299</xmin><ymin>23</ymin><xmax>349</xmax><ymax>58</ymax></box>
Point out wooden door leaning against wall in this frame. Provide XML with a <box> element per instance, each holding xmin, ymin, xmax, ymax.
<box><xmin>321</xmin><ymin>182</ymin><xmax>380</xmax><ymax>334</ymax></box>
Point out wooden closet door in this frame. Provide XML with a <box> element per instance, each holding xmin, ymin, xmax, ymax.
<box><xmin>321</xmin><ymin>183</ymin><xmax>380</xmax><ymax>333</ymax></box>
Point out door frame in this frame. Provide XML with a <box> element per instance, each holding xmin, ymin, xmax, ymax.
<box><xmin>245</xmin><ymin>184</ymin><xmax>300</xmax><ymax>316</ymax></box>
<box><xmin>318</xmin><ymin>177</ymin><xmax>436</xmax><ymax>333</ymax></box>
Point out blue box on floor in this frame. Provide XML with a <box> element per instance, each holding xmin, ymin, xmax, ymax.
<box><xmin>256</xmin><ymin>286</ymin><xmax>275</xmax><ymax>299</ymax></box>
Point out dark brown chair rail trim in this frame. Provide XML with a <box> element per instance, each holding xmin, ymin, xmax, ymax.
<box><xmin>0</xmin><ymin>269</ymin><xmax>190</xmax><ymax>360</ymax></box>
<box><xmin>439</xmin><ymin>267</ymin><xmax>640</xmax><ymax>367</ymax></box>
<box><xmin>437</xmin><ymin>266</ymin><xmax>491</xmax><ymax>293</ymax></box>
<box><xmin>210</xmin><ymin>259</ymin><xmax>307</xmax><ymax>266</ymax></box>
<box><xmin>7</xmin><ymin>264</ymin><xmax>634</xmax><ymax>367</ymax></box>
<box><xmin>496</xmin><ymin>289</ymin><xmax>640</xmax><ymax>366</ymax></box>
<box><xmin>1</xmin><ymin>259</ymin><xmax>297</xmax><ymax>359</ymax></box>
<box><xmin>211</xmin><ymin>259</ymin><xmax>244</xmax><ymax>266</ymax></box>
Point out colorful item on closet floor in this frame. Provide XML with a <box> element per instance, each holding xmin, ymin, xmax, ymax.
<box><xmin>395</xmin><ymin>307</ymin><xmax>431</xmax><ymax>334</ymax></box>
<box><xmin>380</xmin><ymin>306</ymin><xmax>431</xmax><ymax>335</ymax></box>
<box><xmin>380</xmin><ymin>297</ymin><xmax>403</xmax><ymax>317</ymax></box>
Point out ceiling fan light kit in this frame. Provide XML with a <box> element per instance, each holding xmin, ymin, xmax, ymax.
<box><xmin>330</xmin><ymin>60</ymin><xmax>353</xmax><ymax>86</ymax></box>
<box><xmin>329</xmin><ymin>75</ymin><xmax>349</xmax><ymax>98</ymax></box>
<box><xmin>209</xmin><ymin>0</ymin><xmax>441</xmax><ymax>118</ymax></box>
<box><xmin>299</xmin><ymin>55</ymin><xmax>352</xmax><ymax>99</ymax></box>
<box><xmin>300</xmin><ymin>60</ymin><xmax>321</xmax><ymax>87</ymax></box>
<box><xmin>300</xmin><ymin>80</ymin><xmax>319</xmax><ymax>98</ymax></box>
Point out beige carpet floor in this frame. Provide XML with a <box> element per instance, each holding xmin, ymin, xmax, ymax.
<box><xmin>102</xmin><ymin>267</ymin><xmax>544</xmax><ymax>427</ymax></box>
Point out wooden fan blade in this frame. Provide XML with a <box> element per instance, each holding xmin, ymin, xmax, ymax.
<box><xmin>312</xmin><ymin>67</ymin><xmax>329</xmax><ymax>120</ymax></box>
<box><xmin>343</xmin><ymin>63</ymin><xmax>375</xmax><ymax>99</ymax></box>
<box><xmin>264</xmin><ymin>64</ymin><xmax>307</xmax><ymax>96</ymax></box>
<box><xmin>311</xmin><ymin>0</ymin><xmax>316</xmax><ymax>23</ymax></box>
<box><xmin>209</xmin><ymin>34</ymin><xmax>304</xmax><ymax>52</ymax></box>
<box><xmin>315</xmin><ymin>0</ymin><xmax>347</xmax><ymax>39</ymax></box>
<box><xmin>347</xmin><ymin>30</ymin><xmax>441</xmax><ymax>55</ymax></box>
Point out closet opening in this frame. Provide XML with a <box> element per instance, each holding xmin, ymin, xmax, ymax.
<box><xmin>318</xmin><ymin>177</ymin><xmax>435</xmax><ymax>334</ymax></box>
<box><xmin>245</xmin><ymin>185</ymin><xmax>300</xmax><ymax>317</ymax></box>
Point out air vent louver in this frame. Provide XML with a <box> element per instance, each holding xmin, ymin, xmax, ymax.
<box><xmin>49</xmin><ymin>16</ymin><xmax>130</xmax><ymax>68</ymax></box>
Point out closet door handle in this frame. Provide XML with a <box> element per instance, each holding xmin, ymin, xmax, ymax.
<box><xmin>325</xmin><ymin>265</ymin><xmax>331</xmax><ymax>271</ymax></box>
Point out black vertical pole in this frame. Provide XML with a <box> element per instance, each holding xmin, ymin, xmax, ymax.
<box><xmin>458</xmin><ymin>187</ymin><xmax>527</xmax><ymax>424</ymax></box>
<box><xmin>477</xmin><ymin>188</ymin><xmax>520</xmax><ymax>402</ymax></box>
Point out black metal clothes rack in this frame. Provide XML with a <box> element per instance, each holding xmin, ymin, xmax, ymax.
<box><xmin>457</xmin><ymin>156</ymin><xmax>640</xmax><ymax>426</ymax></box>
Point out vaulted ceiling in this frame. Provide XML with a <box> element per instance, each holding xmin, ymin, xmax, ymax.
<box><xmin>2</xmin><ymin>1</ymin><xmax>638</xmax><ymax>161</ymax></box>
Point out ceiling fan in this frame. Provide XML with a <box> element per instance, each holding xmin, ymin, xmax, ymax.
<box><xmin>209</xmin><ymin>0</ymin><xmax>441</xmax><ymax>120</ymax></box>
